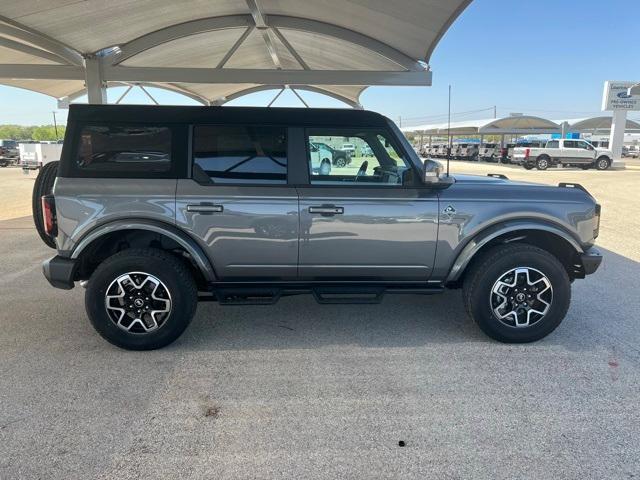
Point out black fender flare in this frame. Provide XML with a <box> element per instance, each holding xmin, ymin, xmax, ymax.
<box><xmin>445</xmin><ymin>220</ymin><xmax>584</xmax><ymax>283</ymax></box>
<box><xmin>69</xmin><ymin>219</ymin><xmax>217</xmax><ymax>281</ymax></box>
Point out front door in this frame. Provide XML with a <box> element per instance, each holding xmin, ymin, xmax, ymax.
<box><xmin>176</xmin><ymin>124</ymin><xmax>298</xmax><ymax>280</ymax></box>
<box><xmin>297</xmin><ymin>128</ymin><xmax>439</xmax><ymax>281</ymax></box>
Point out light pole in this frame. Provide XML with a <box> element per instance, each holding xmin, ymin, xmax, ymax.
<box><xmin>52</xmin><ymin>111</ymin><xmax>59</xmax><ymax>140</ymax></box>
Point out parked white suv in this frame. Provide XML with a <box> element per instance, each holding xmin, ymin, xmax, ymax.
<box><xmin>512</xmin><ymin>139</ymin><xmax>613</xmax><ymax>170</ymax></box>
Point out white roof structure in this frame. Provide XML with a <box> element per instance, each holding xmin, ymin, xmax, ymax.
<box><xmin>0</xmin><ymin>0</ymin><xmax>472</xmax><ymax>107</ymax></box>
<box><xmin>402</xmin><ymin>115</ymin><xmax>561</xmax><ymax>135</ymax></box>
<box><xmin>564</xmin><ymin>116</ymin><xmax>640</xmax><ymax>132</ymax></box>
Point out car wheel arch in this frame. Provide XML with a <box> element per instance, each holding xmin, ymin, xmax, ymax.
<box><xmin>445</xmin><ymin>221</ymin><xmax>584</xmax><ymax>285</ymax></box>
<box><xmin>70</xmin><ymin>219</ymin><xmax>216</xmax><ymax>283</ymax></box>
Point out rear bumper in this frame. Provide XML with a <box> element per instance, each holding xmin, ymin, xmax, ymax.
<box><xmin>580</xmin><ymin>247</ymin><xmax>602</xmax><ymax>275</ymax></box>
<box><xmin>42</xmin><ymin>255</ymin><xmax>76</xmax><ymax>290</ymax></box>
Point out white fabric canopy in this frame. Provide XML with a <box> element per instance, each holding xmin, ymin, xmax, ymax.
<box><xmin>402</xmin><ymin>116</ymin><xmax>561</xmax><ymax>135</ymax></box>
<box><xmin>0</xmin><ymin>0</ymin><xmax>472</xmax><ymax>106</ymax></box>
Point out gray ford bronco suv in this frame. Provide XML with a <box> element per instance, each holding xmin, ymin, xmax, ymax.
<box><xmin>37</xmin><ymin>104</ymin><xmax>602</xmax><ymax>350</ymax></box>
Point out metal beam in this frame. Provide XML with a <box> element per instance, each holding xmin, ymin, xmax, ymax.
<box><xmin>0</xmin><ymin>17</ymin><xmax>83</xmax><ymax>66</ymax></box>
<box><xmin>271</xmin><ymin>27</ymin><xmax>309</xmax><ymax>70</ymax></box>
<box><xmin>216</xmin><ymin>26</ymin><xmax>254</xmax><ymax>68</ymax></box>
<box><xmin>266</xmin><ymin>87</ymin><xmax>285</xmax><ymax>107</ymax></box>
<box><xmin>246</xmin><ymin>0</ymin><xmax>282</xmax><ymax>69</ymax></box>
<box><xmin>0</xmin><ymin>36</ymin><xmax>71</xmax><ymax>65</ymax></box>
<box><xmin>290</xmin><ymin>87</ymin><xmax>309</xmax><ymax>107</ymax></box>
<box><xmin>109</xmin><ymin>15</ymin><xmax>254</xmax><ymax>65</ymax></box>
<box><xmin>0</xmin><ymin>64</ymin><xmax>84</xmax><ymax>80</ymax></box>
<box><xmin>102</xmin><ymin>66</ymin><xmax>432</xmax><ymax>86</ymax></box>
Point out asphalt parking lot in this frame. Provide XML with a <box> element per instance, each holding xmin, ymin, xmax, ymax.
<box><xmin>1</xmin><ymin>164</ymin><xmax>639</xmax><ymax>479</ymax></box>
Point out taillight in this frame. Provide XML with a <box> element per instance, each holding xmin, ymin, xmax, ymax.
<box><xmin>524</xmin><ymin>148</ymin><xmax>530</xmax><ymax>159</ymax></box>
<box><xmin>41</xmin><ymin>195</ymin><xmax>57</xmax><ymax>237</ymax></box>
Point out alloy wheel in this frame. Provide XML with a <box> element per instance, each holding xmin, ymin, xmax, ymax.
<box><xmin>105</xmin><ymin>272</ymin><xmax>172</xmax><ymax>333</ymax></box>
<box><xmin>490</xmin><ymin>267</ymin><xmax>553</xmax><ymax>328</ymax></box>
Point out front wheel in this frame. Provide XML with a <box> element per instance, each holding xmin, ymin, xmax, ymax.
<box><xmin>334</xmin><ymin>157</ymin><xmax>347</xmax><ymax>168</ymax></box>
<box><xmin>596</xmin><ymin>156</ymin><xmax>610</xmax><ymax>171</ymax></box>
<box><xmin>463</xmin><ymin>244</ymin><xmax>571</xmax><ymax>343</ymax></box>
<box><xmin>536</xmin><ymin>156</ymin><xmax>550</xmax><ymax>170</ymax></box>
<box><xmin>85</xmin><ymin>248</ymin><xmax>198</xmax><ymax>350</ymax></box>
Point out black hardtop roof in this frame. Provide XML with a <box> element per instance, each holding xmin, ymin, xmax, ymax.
<box><xmin>68</xmin><ymin>104</ymin><xmax>392</xmax><ymax>128</ymax></box>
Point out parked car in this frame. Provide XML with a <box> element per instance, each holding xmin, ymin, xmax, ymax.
<box><xmin>513</xmin><ymin>139</ymin><xmax>612</xmax><ymax>170</ymax></box>
<box><xmin>0</xmin><ymin>139</ymin><xmax>19</xmax><ymax>161</ymax></box>
<box><xmin>500</xmin><ymin>141</ymin><xmax>546</xmax><ymax>164</ymax></box>
<box><xmin>310</xmin><ymin>142</ymin><xmax>351</xmax><ymax>167</ymax></box>
<box><xmin>455</xmin><ymin>143</ymin><xmax>478</xmax><ymax>161</ymax></box>
<box><xmin>341</xmin><ymin>143</ymin><xmax>356</xmax><ymax>156</ymax></box>
<box><xmin>38</xmin><ymin>104</ymin><xmax>602</xmax><ymax>350</ymax></box>
<box><xmin>622</xmin><ymin>145</ymin><xmax>638</xmax><ymax>158</ymax></box>
<box><xmin>478</xmin><ymin>143</ymin><xmax>501</xmax><ymax>162</ymax></box>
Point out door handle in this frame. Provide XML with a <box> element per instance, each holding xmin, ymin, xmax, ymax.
<box><xmin>186</xmin><ymin>204</ymin><xmax>223</xmax><ymax>214</ymax></box>
<box><xmin>309</xmin><ymin>205</ymin><xmax>344</xmax><ymax>215</ymax></box>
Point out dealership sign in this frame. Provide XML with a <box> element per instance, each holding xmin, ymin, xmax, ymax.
<box><xmin>602</xmin><ymin>81</ymin><xmax>640</xmax><ymax>111</ymax></box>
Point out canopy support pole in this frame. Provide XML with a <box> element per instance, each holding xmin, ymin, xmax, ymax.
<box><xmin>609</xmin><ymin>110</ymin><xmax>627</xmax><ymax>160</ymax></box>
<box><xmin>85</xmin><ymin>56</ymin><xmax>107</xmax><ymax>104</ymax></box>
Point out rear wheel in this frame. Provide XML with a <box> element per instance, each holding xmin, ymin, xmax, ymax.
<box><xmin>463</xmin><ymin>244</ymin><xmax>570</xmax><ymax>343</ymax></box>
<box><xmin>85</xmin><ymin>248</ymin><xmax>198</xmax><ymax>350</ymax></box>
<box><xmin>596</xmin><ymin>156</ymin><xmax>610</xmax><ymax>170</ymax></box>
<box><xmin>536</xmin><ymin>156</ymin><xmax>550</xmax><ymax>170</ymax></box>
<box><xmin>334</xmin><ymin>157</ymin><xmax>347</xmax><ymax>168</ymax></box>
<box><xmin>32</xmin><ymin>161</ymin><xmax>59</xmax><ymax>249</ymax></box>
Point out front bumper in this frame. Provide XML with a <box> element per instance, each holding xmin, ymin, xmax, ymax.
<box><xmin>42</xmin><ymin>255</ymin><xmax>76</xmax><ymax>290</ymax></box>
<box><xmin>580</xmin><ymin>247</ymin><xmax>602</xmax><ymax>275</ymax></box>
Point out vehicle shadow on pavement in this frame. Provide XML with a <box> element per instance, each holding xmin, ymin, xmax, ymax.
<box><xmin>176</xmin><ymin>246</ymin><xmax>640</xmax><ymax>355</ymax></box>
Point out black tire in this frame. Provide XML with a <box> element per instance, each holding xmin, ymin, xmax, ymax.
<box><xmin>595</xmin><ymin>156</ymin><xmax>610</xmax><ymax>171</ymax></box>
<box><xmin>523</xmin><ymin>163</ymin><xmax>534</xmax><ymax>170</ymax></box>
<box><xmin>462</xmin><ymin>244</ymin><xmax>571</xmax><ymax>343</ymax></box>
<box><xmin>535</xmin><ymin>156</ymin><xmax>550</xmax><ymax>170</ymax></box>
<box><xmin>580</xmin><ymin>165</ymin><xmax>591</xmax><ymax>170</ymax></box>
<box><xmin>85</xmin><ymin>248</ymin><xmax>198</xmax><ymax>350</ymax></box>
<box><xmin>334</xmin><ymin>157</ymin><xmax>347</xmax><ymax>168</ymax></box>
<box><xmin>32</xmin><ymin>161</ymin><xmax>59</xmax><ymax>249</ymax></box>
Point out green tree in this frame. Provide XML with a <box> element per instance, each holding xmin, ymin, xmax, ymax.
<box><xmin>0</xmin><ymin>124</ymin><xmax>65</xmax><ymax>141</ymax></box>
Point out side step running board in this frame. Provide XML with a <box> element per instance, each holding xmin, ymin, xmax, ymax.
<box><xmin>206</xmin><ymin>282</ymin><xmax>444</xmax><ymax>306</ymax></box>
<box><xmin>312</xmin><ymin>286</ymin><xmax>385</xmax><ymax>304</ymax></box>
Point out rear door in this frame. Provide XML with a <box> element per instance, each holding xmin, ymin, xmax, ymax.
<box><xmin>175</xmin><ymin>124</ymin><xmax>299</xmax><ymax>280</ymax></box>
<box><xmin>295</xmin><ymin>127</ymin><xmax>439</xmax><ymax>281</ymax></box>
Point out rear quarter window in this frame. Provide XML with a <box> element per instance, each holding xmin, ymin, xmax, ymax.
<box><xmin>65</xmin><ymin>124</ymin><xmax>182</xmax><ymax>178</ymax></box>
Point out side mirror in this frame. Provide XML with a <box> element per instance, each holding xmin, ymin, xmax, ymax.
<box><xmin>423</xmin><ymin>159</ymin><xmax>443</xmax><ymax>183</ymax></box>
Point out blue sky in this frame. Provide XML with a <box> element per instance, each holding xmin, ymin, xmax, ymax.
<box><xmin>1</xmin><ymin>0</ymin><xmax>639</xmax><ymax>126</ymax></box>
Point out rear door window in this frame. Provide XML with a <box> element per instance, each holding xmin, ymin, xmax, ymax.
<box><xmin>193</xmin><ymin>125</ymin><xmax>287</xmax><ymax>185</ymax></box>
<box><xmin>75</xmin><ymin>125</ymin><xmax>173</xmax><ymax>176</ymax></box>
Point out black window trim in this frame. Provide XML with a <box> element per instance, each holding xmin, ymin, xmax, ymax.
<box><xmin>190</xmin><ymin>123</ymin><xmax>291</xmax><ymax>187</ymax></box>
